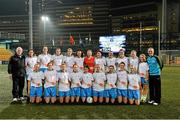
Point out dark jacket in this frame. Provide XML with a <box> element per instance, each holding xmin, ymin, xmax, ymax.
<box><xmin>8</xmin><ymin>54</ymin><xmax>26</xmax><ymax>77</ymax></box>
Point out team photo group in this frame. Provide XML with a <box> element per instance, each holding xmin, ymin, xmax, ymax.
<box><xmin>8</xmin><ymin>46</ymin><xmax>163</xmax><ymax>106</ymax></box>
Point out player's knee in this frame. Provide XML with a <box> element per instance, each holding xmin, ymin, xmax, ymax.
<box><xmin>105</xmin><ymin>98</ymin><xmax>109</xmax><ymax>103</ymax></box>
<box><xmin>135</xmin><ymin>100</ymin><xmax>140</xmax><ymax>105</ymax></box>
<box><xmin>93</xmin><ymin>97</ymin><xmax>98</xmax><ymax>103</ymax></box>
<box><xmin>59</xmin><ymin>97</ymin><xmax>64</xmax><ymax>103</ymax></box>
<box><xmin>111</xmin><ymin>98</ymin><xmax>115</xmax><ymax>103</ymax></box>
<box><xmin>124</xmin><ymin>101</ymin><xmax>127</xmax><ymax>104</ymax></box>
<box><xmin>118</xmin><ymin>97</ymin><xmax>122</xmax><ymax>103</ymax></box>
<box><xmin>39</xmin><ymin>98</ymin><xmax>42</xmax><ymax>102</ymax></box>
<box><xmin>123</xmin><ymin>99</ymin><xmax>128</xmax><ymax>104</ymax></box>
<box><xmin>51</xmin><ymin>98</ymin><xmax>56</xmax><ymax>104</ymax></box>
<box><xmin>36</xmin><ymin>99</ymin><xmax>39</xmax><ymax>103</ymax></box>
<box><xmin>129</xmin><ymin>100</ymin><xmax>134</xmax><ymax>105</ymax></box>
<box><xmin>30</xmin><ymin>98</ymin><xmax>35</xmax><ymax>103</ymax></box>
<box><xmin>45</xmin><ymin>98</ymin><xmax>50</xmax><ymax>103</ymax></box>
<box><xmin>81</xmin><ymin>97</ymin><xmax>86</xmax><ymax>103</ymax></box>
<box><xmin>71</xmin><ymin>97</ymin><xmax>74</xmax><ymax>102</ymax></box>
<box><xmin>76</xmin><ymin>98</ymin><xmax>79</xmax><ymax>102</ymax></box>
<box><xmin>65</xmin><ymin>97</ymin><xmax>70</xmax><ymax>103</ymax></box>
<box><xmin>99</xmin><ymin>97</ymin><xmax>104</xmax><ymax>103</ymax></box>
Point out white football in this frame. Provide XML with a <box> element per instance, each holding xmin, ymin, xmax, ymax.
<box><xmin>87</xmin><ymin>97</ymin><xmax>93</xmax><ymax>103</ymax></box>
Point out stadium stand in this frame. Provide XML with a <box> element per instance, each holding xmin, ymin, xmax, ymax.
<box><xmin>0</xmin><ymin>48</ymin><xmax>13</xmax><ymax>61</ymax></box>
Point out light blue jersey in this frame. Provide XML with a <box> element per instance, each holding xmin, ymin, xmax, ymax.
<box><xmin>147</xmin><ymin>56</ymin><xmax>161</xmax><ymax>75</ymax></box>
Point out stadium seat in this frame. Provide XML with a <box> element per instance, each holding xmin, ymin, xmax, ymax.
<box><xmin>0</xmin><ymin>48</ymin><xmax>13</xmax><ymax>61</ymax></box>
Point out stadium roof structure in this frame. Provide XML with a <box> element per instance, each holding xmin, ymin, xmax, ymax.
<box><xmin>1</xmin><ymin>0</ymin><xmax>179</xmax><ymax>16</ymax></box>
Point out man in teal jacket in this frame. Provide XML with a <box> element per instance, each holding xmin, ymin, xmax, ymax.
<box><xmin>147</xmin><ymin>47</ymin><xmax>163</xmax><ymax>106</ymax></box>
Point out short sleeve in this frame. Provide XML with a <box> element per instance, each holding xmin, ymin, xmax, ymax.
<box><xmin>138</xmin><ymin>75</ymin><xmax>141</xmax><ymax>83</ymax></box>
<box><xmin>127</xmin><ymin>75</ymin><xmax>130</xmax><ymax>82</ymax></box>
<box><xmin>68</xmin><ymin>74</ymin><xmax>72</xmax><ymax>82</ymax></box>
<box><xmin>56</xmin><ymin>73</ymin><xmax>58</xmax><ymax>82</ymax></box>
<box><xmin>80</xmin><ymin>73</ymin><xmax>83</xmax><ymax>81</ymax></box>
<box><xmin>37</xmin><ymin>55</ymin><xmax>41</xmax><ymax>63</ymax></box>
<box><xmin>40</xmin><ymin>72</ymin><xmax>44</xmax><ymax>80</ymax></box>
<box><xmin>27</xmin><ymin>73</ymin><xmax>32</xmax><ymax>81</ymax></box>
<box><xmin>57</xmin><ymin>73</ymin><xmax>60</xmax><ymax>81</ymax></box>
<box><xmin>51</xmin><ymin>55</ymin><xmax>55</xmax><ymax>61</ymax></box>
<box><xmin>63</xmin><ymin>56</ymin><xmax>67</xmax><ymax>63</ymax></box>
<box><xmin>92</xmin><ymin>73</ymin><xmax>95</xmax><ymax>78</ymax></box>
<box><xmin>115</xmin><ymin>73</ymin><xmax>118</xmax><ymax>80</ymax></box>
<box><xmin>146</xmin><ymin>63</ymin><xmax>149</xmax><ymax>71</ymax></box>
<box><xmin>49</xmin><ymin>54</ymin><xmax>52</xmax><ymax>61</ymax></box>
<box><xmin>25</xmin><ymin>58</ymin><xmax>28</xmax><ymax>66</ymax></box>
<box><xmin>103</xmin><ymin>73</ymin><xmax>106</xmax><ymax>81</ymax></box>
<box><xmin>90</xmin><ymin>74</ymin><xmax>94</xmax><ymax>81</ymax></box>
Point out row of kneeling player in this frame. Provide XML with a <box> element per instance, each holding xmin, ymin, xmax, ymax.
<box><xmin>27</xmin><ymin>61</ymin><xmax>148</xmax><ymax>105</ymax></box>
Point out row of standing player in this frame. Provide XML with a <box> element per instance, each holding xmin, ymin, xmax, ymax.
<box><xmin>26</xmin><ymin>47</ymin><xmax>142</xmax><ymax>74</ymax></box>
<box><xmin>26</xmin><ymin>47</ymin><xmax>149</xmax><ymax>105</ymax></box>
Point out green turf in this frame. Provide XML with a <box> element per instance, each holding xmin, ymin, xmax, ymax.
<box><xmin>0</xmin><ymin>65</ymin><xmax>180</xmax><ymax>119</ymax></box>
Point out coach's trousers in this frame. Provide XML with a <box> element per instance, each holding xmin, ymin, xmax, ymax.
<box><xmin>12</xmin><ymin>75</ymin><xmax>25</xmax><ymax>98</ymax></box>
<box><xmin>149</xmin><ymin>75</ymin><xmax>161</xmax><ymax>103</ymax></box>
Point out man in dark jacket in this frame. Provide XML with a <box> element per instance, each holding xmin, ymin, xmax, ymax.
<box><xmin>8</xmin><ymin>47</ymin><xmax>26</xmax><ymax>103</ymax></box>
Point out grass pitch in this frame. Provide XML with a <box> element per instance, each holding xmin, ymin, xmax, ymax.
<box><xmin>0</xmin><ymin>65</ymin><xmax>179</xmax><ymax>119</ymax></box>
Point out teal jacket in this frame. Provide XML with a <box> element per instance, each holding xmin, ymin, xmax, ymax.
<box><xmin>147</xmin><ymin>55</ymin><xmax>162</xmax><ymax>75</ymax></box>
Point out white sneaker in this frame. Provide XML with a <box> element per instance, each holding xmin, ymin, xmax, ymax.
<box><xmin>148</xmin><ymin>100</ymin><xmax>155</xmax><ymax>104</ymax></box>
<box><xmin>20</xmin><ymin>97</ymin><xmax>25</xmax><ymax>101</ymax></box>
<box><xmin>153</xmin><ymin>102</ymin><xmax>159</xmax><ymax>106</ymax></box>
<box><xmin>12</xmin><ymin>98</ymin><xmax>18</xmax><ymax>102</ymax></box>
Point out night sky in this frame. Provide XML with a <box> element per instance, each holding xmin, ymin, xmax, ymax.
<box><xmin>0</xmin><ymin>0</ymin><xmax>26</xmax><ymax>15</ymax></box>
<box><xmin>0</xmin><ymin>0</ymin><xmax>161</xmax><ymax>16</ymax></box>
<box><xmin>0</xmin><ymin>0</ymin><xmax>88</xmax><ymax>15</ymax></box>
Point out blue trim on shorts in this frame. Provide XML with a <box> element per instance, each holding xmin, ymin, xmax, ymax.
<box><xmin>104</xmin><ymin>88</ymin><xmax>117</xmax><ymax>99</ymax></box>
<box><xmin>81</xmin><ymin>87</ymin><xmax>92</xmax><ymax>97</ymax></box>
<box><xmin>128</xmin><ymin>89</ymin><xmax>140</xmax><ymax>100</ymax></box>
<box><xmin>44</xmin><ymin>86</ymin><xmax>57</xmax><ymax>97</ymax></box>
<box><xmin>30</xmin><ymin>86</ymin><xmax>43</xmax><ymax>97</ymax></box>
<box><xmin>58</xmin><ymin>90</ymin><xmax>71</xmax><ymax>97</ymax></box>
<box><xmin>93</xmin><ymin>90</ymin><xmax>104</xmax><ymax>97</ymax></box>
<box><xmin>70</xmin><ymin>87</ymin><xmax>81</xmax><ymax>97</ymax></box>
<box><xmin>117</xmin><ymin>89</ymin><xmax>128</xmax><ymax>97</ymax></box>
<box><xmin>141</xmin><ymin>77</ymin><xmax>149</xmax><ymax>85</ymax></box>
